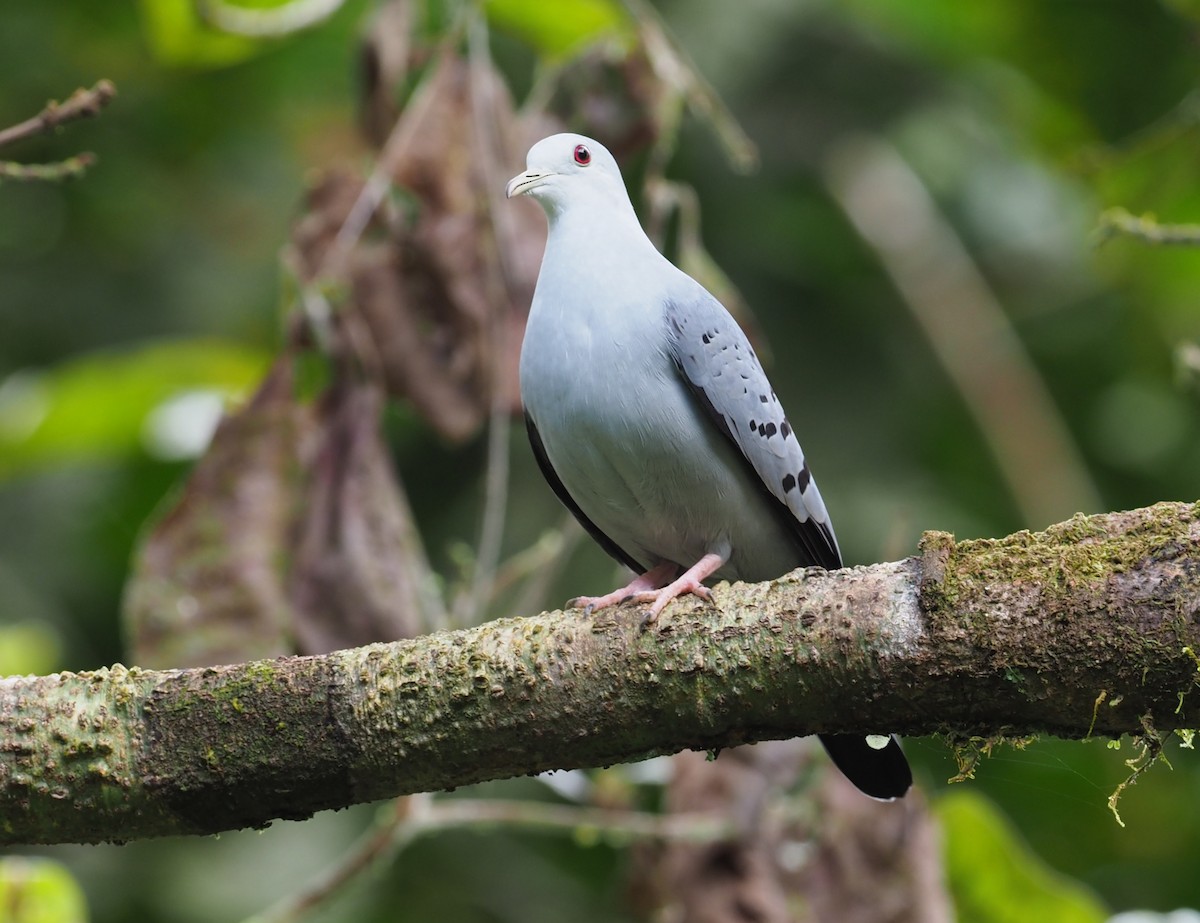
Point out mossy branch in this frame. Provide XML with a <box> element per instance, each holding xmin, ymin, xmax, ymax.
<box><xmin>0</xmin><ymin>81</ymin><xmax>116</xmax><ymax>150</ymax></box>
<box><xmin>0</xmin><ymin>80</ymin><xmax>115</xmax><ymax>185</ymax></box>
<box><xmin>1093</xmin><ymin>207</ymin><xmax>1200</xmax><ymax>246</ymax></box>
<box><xmin>3</xmin><ymin>501</ymin><xmax>1200</xmax><ymax>846</ymax></box>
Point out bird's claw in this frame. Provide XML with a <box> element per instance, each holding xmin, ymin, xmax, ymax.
<box><xmin>567</xmin><ymin>591</ymin><xmax>628</xmax><ymax>616</ymax></box>
<box><xmin>568</xmin><ymin>557</ymin><xmax>720</xmax><ymax>625</ymax></box>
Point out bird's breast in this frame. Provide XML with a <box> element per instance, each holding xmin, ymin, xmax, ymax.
<box><xmin>520</xmin><ymin>300</ymin><xmax>800</xmax><ymax>581</ymax></box>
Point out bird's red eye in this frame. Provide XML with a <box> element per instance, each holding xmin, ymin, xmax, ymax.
<box><xmin>573</xmin><ymin>144</ymin><xmax>591</xmax><ymax>166</ymax></box>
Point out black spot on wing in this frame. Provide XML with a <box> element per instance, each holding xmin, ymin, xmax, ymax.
<box><xmin>668</xmin><ymin>373</ymin><xmax>840</xmax><ymax>570</ymax></box>
<box><xmin>664</xmin><ymin>297</ymin><xmax>840</xmax><ymax>570</ymax></box>
<box><xmin>525</xmin><ymin>413</ymin><xmax>644</xmax><ymax>574</ymax></box>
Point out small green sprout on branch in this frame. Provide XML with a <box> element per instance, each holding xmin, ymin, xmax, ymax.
<box><xmin>0</xmin><ymin>80</ymin><xmax>116</xmax><ymax>183</ymax></box>
<box><xmin>1093</xmin><ymin>207</ymin><xmax>1200</xmax><ymax>247</ymax></box>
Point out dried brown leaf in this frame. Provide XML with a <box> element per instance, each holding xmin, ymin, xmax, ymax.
<box><xmin>545</xmin><ymin>43</ymin><xmax>663</xmax><ymax>160</ymax></box>
<box><xmin>291</xmin><ymin>48</ymin><xmax>545</xmax><ymax>442</ymax></box>
<box><xmin>630</xmin><ymin>745</ymin><xmax>952</xmax><ymax>923</ymax></box>
<box><xmin>288</xmin><ymin>376</ymin><xmax>431</xmax><ymax>653</ymax></box>
<box><xmin>122</xmin><ymin>355</ymin><xmax>313</xmax><ymax>668</ymax></box>
<box><xmin>359</xmin><ymin>0</ymin><xmax>416</xmax><ymax>148</ymax></box>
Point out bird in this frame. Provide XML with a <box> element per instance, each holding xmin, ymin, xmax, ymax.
<box><xmin>507</xmin><ymin>133</ymin><xmax>912</xmax><ymax>801</ymax></box>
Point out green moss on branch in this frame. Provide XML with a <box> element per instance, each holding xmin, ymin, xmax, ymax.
<box><xmin>2</xmin><ymin>501</ymin><xmax>1199</xmax><ymax>845</ymax></box>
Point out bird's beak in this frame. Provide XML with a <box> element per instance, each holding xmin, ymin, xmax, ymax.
<box><xmin>506</xmin><ymin>170</ymin><xmax>554</xmax><ymax>198</ymax></box>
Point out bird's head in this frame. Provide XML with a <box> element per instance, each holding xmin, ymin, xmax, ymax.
<box><xmin>506</xmin><ymin>133</ymin><xmax>632</xmax><ymax>219</ymax></box>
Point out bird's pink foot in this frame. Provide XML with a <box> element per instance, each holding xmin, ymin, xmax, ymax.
<box><xmin>630</xmin><ymin>552</ymin><xmax>726</xmax><ymax>628</ymax></box>
<box><xmin>569</xmin><ymin>561</ymin><xmax>679</xmax><ymax>615</ymax></box>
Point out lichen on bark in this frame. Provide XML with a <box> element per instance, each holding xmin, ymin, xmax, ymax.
<box><xmin>2</xmin><ymin>500</ymin><xmax>1199</xmax><ymax>846</ymax></box>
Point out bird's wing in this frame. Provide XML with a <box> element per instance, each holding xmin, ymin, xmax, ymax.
<box><xmin>663</xmin><ymin>291</ymin><xmax>842</xmax><ymax>570</ymax></box>
<box><xmin>524</xmin><ymin>412</ymin><xmax>646</xmax><ymax>574</ymax></box>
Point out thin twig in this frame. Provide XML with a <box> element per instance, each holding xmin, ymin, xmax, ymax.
<box><xmin>455</xmin><ymin>9</ymin><xmax>516</xmax><ymax>625</ymax></box>
<box><xmin>289</xmin><ymin>13</ymin><xmax>473</xmax><ymax>630</ymax></box>
<box><xmin>243</xmin><ymin>796</ymin><xmax>425</xmax><ymax>923</ymax></box>
<box><xmin>1093</xmin><ymin>207</ymin><xmax>1200</xmax><ymax>247</ymax></box>
<box><xmin>508</xmin><ymin>516</ymin><xmax>585</xmax><ymax>617</ymax></box>
<box><xmin>456</xmin><ymin>411</ymin><xmax>511</xmax><ymax>626</ymax></box>
<box><xmin>420</xmin><ymin>798</ymin><xmax>734</xmax><ymax>843</ymax></box>
<box><xmin>0</xmin><ymin>81</ymin><xmax>116</xmax><ymax>150</ymax></box>
<box><xmin>244</xmin><ymin>794</ymin><xmax>732</xmax><ymax>923</ymax></box>
<box><xmin>519</xmin><ymin>57</ymin><xmax>565</xmax><ymax>121</ymax></box>
<box><xmin>825</xmin><ymin>135</ymin><xmax>1101</xmax><ymax>526</ymax></box>
<box><xmin>0</xmin><ymin>154</ymin><xmax>97</xmax><ymax>182</ymax></box>
<box><xmin>198</xmin><ymin>0</ymin><xmax>346</xmax><ymax>37</ymax></box>
<box><xmin>618</xmin><ymin>0</ymin><xmax>758</xmax><ymax>173</ymax></box>
<box><xmin>489</xmin><ymin>525</ymin><xmax>571</xmax><ymax>603</ymax></box>
<box><xmin>319</xmin><ymin>7</ymin><xmax>471</xmax><ymax>282</ymax></box>
<box><xmin>642</xmin><ymin>95</ymin><xmax>687</xmax><ymax>242</ymax></box>
<box><xmin>1077</xmin><ymin>89</ymin><xmax>1200</xmax><ymax>173</ymax></box>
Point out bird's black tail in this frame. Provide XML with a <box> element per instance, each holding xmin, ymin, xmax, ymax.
<box><xmin>819</xmin><ymin>733</ymin><xmax>912</xmax><ymax>800</ymax></box>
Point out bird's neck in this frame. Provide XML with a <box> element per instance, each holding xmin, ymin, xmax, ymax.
<box><xmin>543</xmin><ymin>199</ymin><xmax>662</xmax><ymax>277</ymax></box>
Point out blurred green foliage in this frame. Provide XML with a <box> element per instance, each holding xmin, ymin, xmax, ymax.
<box><xmin>485</xmin><ymin>0</ymin><xmax>628</xmax><ymax>57</ymax></box>
<box><xmin>0</xmin><ymin>857</ymin><xmax>89</xmax><ymax>923</ymax></box>
<box><xmin>140</xmin><ymin>0</ymin><xmax>268</xmax><ymax>66</ymax></box>
<box><xmin>3</xmin><ymin>0</ymin><xmax>1200</xmax><ymax>920</ymax></box>
<box><xmin>938</xmin><ymin>789</ymin><xmax>1107</xmax><ymax>923</ymax></box>
<box><xmin>0</xmin><ymin>622</ymin><xmax>63</xmax><ymax>677</ymax></box>
<box><xmin>0</xmin><ymin>339</ymin><xmax>268</xmax><ymax>477</ymax></box>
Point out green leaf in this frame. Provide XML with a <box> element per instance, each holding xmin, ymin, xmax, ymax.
<box><xmin>139</xmin><ymin>0</ymin><xmax>271</xmax><ymax>67</ymax></box>
<box><xmin>0</xmin><ymin>857</ymin><xmax>88</xmax><ymax>923</ymax></box>
<box><xmin>834</xmin><ymin>0</ymin><xmax>1018</xmax><ymax>63</ymax></box>
<box><xmin>486</xmin><ymin>0</ymin><xmax>629</xmax><ymax>57</ymax></box>
<box><xmin>0</xmin><ymin>339</ymin><xmax>271</xmax><ymax>480</ymax></box>
<box><xmin>0</xmin><ymin>623</ymin><xmax>62</xmax><ymax>677</ymax></box>
<box><xmin>1162</xmin><ymin>0</ymin><xmax>1200</xmax><ymax>24</ymax></box>
<box><xmin>938</xmin><ymin>790</ymin><xmax>1108</xmax><ymax>923</ymax></box>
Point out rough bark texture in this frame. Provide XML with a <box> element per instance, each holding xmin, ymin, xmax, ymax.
<box><xmin>2</xmin><ymin>501</ymin><xmax>1199</xmax><ymax>846</ymax></box>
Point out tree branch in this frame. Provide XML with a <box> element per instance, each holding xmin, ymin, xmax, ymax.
<box><xmin>0</xmin><ymin>153</ymin><xmax>97</xmax><ymax>183</ymax></box>
<box><xmin>0</xmin><ymin>81</ymin><xmax>116</xmax><ymax>185</ymax></box>
<box><xmin>3</xmin><ymin>501</ymin><xmax>1199</xmax><ymax>846</ymax></box>
<box><xmin>0</xmin><ymin>81</ymin><xmax>116</xmax><ymax>150</ymax></box>
<box><xmin>1093</xmin><ymin>207</ymin><xmax>1200</xmax><ymax>246</ymax></box>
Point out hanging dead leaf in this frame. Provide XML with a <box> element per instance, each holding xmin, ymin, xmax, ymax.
<box><xmin>545</xmin><ymin>42</ymin><xmax>663</xmax><ymax>160</ymax></box>
<box><xmin>629</xmin><ymin>744</ymin><xmax>952</xmax><ymax>923</ymax></box>
<box><xmin>291</xmin><ymin>47</ymin><xmax>546</xmax><ymax>442</ymax></box>
<box><xmin>123</xmin><ymin>346</ymin><xmax>443</xmax><ymax>664</ymax></box>
<box><xmin>358</xmin><ymin>0</ymin><xmax>417</xmax><ymax>148</ymax></box>
<box><xmin>122</xmin><ymin>354</ymin><xmax>314</xmax><ymax>668</ymax></box>
<box><xmin>287</xmin><ymin>373</ymin><xmax>436</xmax><ymax>653</ymax></box>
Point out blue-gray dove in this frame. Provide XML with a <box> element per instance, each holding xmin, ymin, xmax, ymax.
<box><xmin>508</xmin><ymin>133</ymin><xmax>911</xmax><ymax>800</ymax></box>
